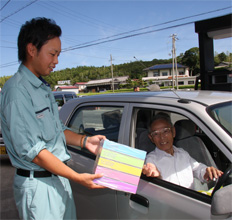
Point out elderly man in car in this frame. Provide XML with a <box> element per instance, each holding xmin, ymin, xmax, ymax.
<box><xmin>142</xmin><ymin>114</ymin><xmax>223</xmax><ymax>189</ymax></box>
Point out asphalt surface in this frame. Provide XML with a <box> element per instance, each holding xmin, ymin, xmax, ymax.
<box><xmin>0</xmin><ymin>155</ymin><xmax>20</xmax><ymax>220</ymax></box>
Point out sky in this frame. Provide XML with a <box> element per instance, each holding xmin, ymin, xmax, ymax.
<box><xmin>0</xmin><ymin>0</ymin><xmax>232</xmax><ymax>77</ymax></box>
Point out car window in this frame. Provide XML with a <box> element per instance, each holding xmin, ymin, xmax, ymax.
<box><xmin>207</xmin><ymin>101</ymin><xmax>232</xmax><ymax>136</ymax></box>
<box><xmin>134</xmin><ymin>107</ymin><xmax>230</xmax><ymax>198</ymax></box>
<box><xmin>68</xmin><ymin>106</ymin><xmax>124</xmax><ymax>151</ymax></box>
<box><xmin>54</xmin><ymin>94</ymin><xmax>64</xmax><ymax>106</ymax></box>
<box><xmin>64</xmin><ymin>94</ymin><xmax>75</xmax><ymax>102</ymax></box>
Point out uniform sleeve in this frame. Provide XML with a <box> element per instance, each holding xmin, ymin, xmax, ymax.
<box><xmin>2</xmin><ymin>87</ymin><xmax>49</xmax><ymax>162</ymax></box>
<box><xmin>61</xmin><ymin>119</ymin><xmax>72</xmax><ymax>132</ymax></box>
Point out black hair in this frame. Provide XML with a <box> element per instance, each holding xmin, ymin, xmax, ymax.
<box><xmin>18</xmin><ymin>17</ymin><xmax>62</xmax><ymax>63</ymax></box>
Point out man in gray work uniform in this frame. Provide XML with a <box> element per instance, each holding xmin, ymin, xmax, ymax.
<box><xmin>0</xmin><ymin>17</ymin><xmax>105</xmax><ymax>220</ymax></box>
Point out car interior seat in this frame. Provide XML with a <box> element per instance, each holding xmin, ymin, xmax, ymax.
<box><xmin>174</xmin><ymin>119</ymin><xmax>217</xmax><ymax>191</ymax></box>
<box><xmin>102</xmin><ymin>110</ymin><xmax>122</xmax><ymax>129</ymax></box>
<box><xmin>136</xmin><ymin>109</ymin><xmax>153</xmax><ymax>129</ymax></box>
<box><xmin>84</xmin><ymin>110</ymin><xmax>122</xmax><ymax>142</ymax></box>
<box><xmin>135</xmin><ymin>109</ymin><xmax>155</xmax><ymax>153</ymax></box>
<box><xmin>135</xmin><ymin>129</ymin><xmax>155</xmax><ymax>153</ymax></box>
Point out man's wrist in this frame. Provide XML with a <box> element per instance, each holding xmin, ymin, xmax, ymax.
<box><xmin>83</xmin><ymin>136</ymin><xmax>88</xmax><ymax>148</ymax></box>
<box><xmin>80</xmin><ymin>135</ymin><xmax>86</xmax><ymax>148</ymax></box>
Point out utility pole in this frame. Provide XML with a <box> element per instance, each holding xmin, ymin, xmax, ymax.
<box><xmin>110</xmin><ymin>54</ymin><xmax>114</xmax><ymax>92</ymax></box>
<box><xmin>171</xmin><ymin>34</ymin><xmax>179</xmax><ymax>90</ymax></box>
<box><xmin>172</xmin><ymin>36</ymin><xmax>175</xmax><ymax>89</ymax></box>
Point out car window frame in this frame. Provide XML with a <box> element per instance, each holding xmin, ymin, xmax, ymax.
<box><xmin>206</xmin><ymin>101</ymin><xmax>232</xmax><ymax>137</ymax></box>
<box><xmin>64</xmin><ymin>93</ymin><xmax>75</xmax><ymax>102</ymax></box>
<box><xmin>126</xmin><ymin>102</ymin><xmax>231</xmax><ymax>205</ymax></box>
<box><xmin>127</xmin><ymin>102</ymin><xmax>231</xmax><ymax>159</ymax></box>
<box><xmin>54</xmin><ymin>94</ymin><xmax>65</xmax><ymax>106</ymax></box>
<box><xmin>65</xmin><ymin>101</ymin><xmax>130</xmax><ymax>159</ymax></box>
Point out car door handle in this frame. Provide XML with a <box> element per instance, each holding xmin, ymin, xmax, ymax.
<box><xmin>130</xmin><ymin>194</ymin><xmax>149</xmax><ymax>208</ymax></box>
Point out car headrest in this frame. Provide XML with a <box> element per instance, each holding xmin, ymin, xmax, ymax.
<box><xmin>137</xmin><ymin>130</ymin><xmax>155</xmax><ymax>153</ymax></box>
<box><xmin>102</xmin><ymin>110</ymin><xmax>122</xmax><ymax>129</ymax></box>
<box><xmin>136</xmin><ymin>109</ymin><xmax>152</xmax><ymax>129</ymax></box>
<box><xmin>174</xmin><ymin>119</ymin><xmax>195</xmax><ymax>140</ymax></box>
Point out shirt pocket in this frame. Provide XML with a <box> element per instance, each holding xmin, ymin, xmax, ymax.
<box><xmin>35</xmin><ymin>106</ymin><xmax>56</xmax><ymax>141</ymax></box>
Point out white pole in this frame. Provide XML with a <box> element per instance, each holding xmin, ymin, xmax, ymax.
<box><xmin>171</xmin><ymin>34</ymin><xmax>178</xmax><ymax>90</ymax></box>
<box><xmin>172</xmin><ymin>35</ymin><xmax>175</xmax><ymax>89</ymax></box>
<box><xmin>110</xmin><ymin>54</ymin><xmax>114</xmax><ymax>92</ymax></box>
<box><xmin>175</xmin><ymin>53</ymin><xmax>179</xmax><ymax>90</ymax></box>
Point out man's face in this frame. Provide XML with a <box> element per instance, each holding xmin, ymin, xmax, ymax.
<box><xmin>27</xmin><ymin>37</ymin><xmax>61</xmax><ymax>77</ymax></box>
<box><xmin>148</xmin><ymin>119</ymin><xmax>176</xmax><ymax>155</ymax></box>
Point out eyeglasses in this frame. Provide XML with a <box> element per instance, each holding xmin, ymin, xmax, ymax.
<box><xmin>150</xmin><ymin>127</ymin><xmax>171</xmax><ymax>138</ymax></box>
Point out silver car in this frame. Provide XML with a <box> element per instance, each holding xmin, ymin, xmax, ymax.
<box><xmin>59</xmin><ymin>90</ymin><xmax>232</xmax><ymax>219</ymax></box>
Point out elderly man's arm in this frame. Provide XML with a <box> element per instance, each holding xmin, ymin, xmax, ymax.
<box><xmin>142</xmin><ymin>163</ymin><xmax>161</xmax><ymax>178</ymax></box>
<box><xmin>190</xmin><ymin>155</ymin><xmax>223</xmax><ymax>182</ymax></box>
<box><xmin>204</xmin><ymin>166</ymin><xmax>223</xmax><ymax>181</ymax></box>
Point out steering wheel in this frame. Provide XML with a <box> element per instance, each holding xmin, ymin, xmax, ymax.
<box><xmin>211</xmin><ymin>164</ymin><xmax>232</xmax><ymax>197</ymax></box>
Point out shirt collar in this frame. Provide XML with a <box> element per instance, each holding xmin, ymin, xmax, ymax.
<box><xmin>155</xmin><ymin>145</ymin><xmax>179</xmax><ymax>157</ymax></box>
<box><xmin>19</xmin><ymin>64</ymin><xmax>43</xmax><ymax>88</ymax></box>
<box><xmin>39</xmin><ymin>76</ymin><xmax>50</xmax><ymax>87</ymax></box>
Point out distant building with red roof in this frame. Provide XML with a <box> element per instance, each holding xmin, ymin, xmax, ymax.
<box><xmin>74</xmin><ymin>82</ymin><xmax>87</xmax><ymax>92</ymax></box>
<box><xmin>55</xmin><ymin>86</ymin><xmax>79</xmax><ymax>93</ymax></box>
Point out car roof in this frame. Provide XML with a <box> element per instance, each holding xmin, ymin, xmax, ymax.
<box><xmin>66</xmin><ymin>90</ymin><xmax>232</xmax><ymax>106</ymax></box>
<box><xmin>52</xmin><ymin>91</ymin><xmax>76</xmax><ymax>95</ymax></box>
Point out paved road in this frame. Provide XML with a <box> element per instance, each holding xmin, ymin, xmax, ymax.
<box><xmin>0</xmin><ymin>155</ymin><xmax>20</xmax><ymax>220</ymax></box>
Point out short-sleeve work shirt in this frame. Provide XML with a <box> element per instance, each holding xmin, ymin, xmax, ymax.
<box><xmin>0</xmin><ymin>64</ymin><xmax>71</xmax><ymax>170</ymax></box>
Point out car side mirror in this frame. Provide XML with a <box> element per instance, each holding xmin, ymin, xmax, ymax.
<box><xmin>211</xmin><ymin>185</ymin><xmax>232</xmax><ymax>217</ymax></box>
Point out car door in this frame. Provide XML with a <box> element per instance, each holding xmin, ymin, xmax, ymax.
<box><xmin>116</xmin><ymin>102</ymin><xmax>231</xmax><ymax>219</ymax></box>
<box><xmin>65</xmin><ymin>101</ymin><xmax>129</xmax><ymax>219</ymax></box>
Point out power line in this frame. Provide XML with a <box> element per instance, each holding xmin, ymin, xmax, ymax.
<box><xmin>62</xmin><ymin>7</ymin><xmax>231</xmax><ymax>51</ymax></box>
<box><xmin>0</xmin><ymin>0</ymin><xmax>39</xmax><ymax>23</ymax></box>
<box><xmin>0</xmin><ymin>46</ymin><xmax>17</xmax><ymax>49</ymax></box>
<box><xmin>0</xmin><ymin>61</ymin><xmax>18</xmax><ymax>68</ymax></box>
<box><xmin>1</xmin><ymin>12</ymin><xmax>230</xmax><ymax>69</ymax></box>
<box><xmin>1</xmin><ymin>5</ymin><xmax>231</xmax><ymax>69</ymax></box>
<box><xmin>62</xmin><ymin>20</ymin><xmax>195</xmax><ymax>52</ymax></box>
<box><xmin>2</xmin><ymin>18</ymin><xmax>22</xmax><ymax>28</ymax></box>
<box><xmin>126</xmin><ymin>6</ymin><xmax>232</xmax><ymax>34</ymax></box>
<box><xmin>37</xmin><ymin>1</ymin><xmax>124</xmax><ymax>35</ymax></box>
<box><xmin>0</xmin><ymin>0</ymin><xmax>11</xmax><ymax>11</ymax></box>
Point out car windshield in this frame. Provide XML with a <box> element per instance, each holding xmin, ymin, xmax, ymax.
<box><xmin>54</xmin><ymin>95</ymin><xmax>64</xmax><ymax>106</ymax></box>
<box><xmin>64</xmin><ymin>94</ymin><xmax>74</xmax><ymax>101</ymax></box>
<box><xmin>207</xmin><ymin>101</ymin><xmax>232</xmax><ymax>136</ymax></box>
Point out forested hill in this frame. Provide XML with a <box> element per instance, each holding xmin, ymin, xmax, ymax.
<box><xmin>43</xmin><ymin>58</ymin><xmax>172</xmax><ymax>88</ymax></box>
<box><xmin>0</xmin><ymin>57</ymin><xmax>172</xmax><ymax>89</ymax></box>
<box><xmin>0</xmin><ymin>47</ymin><xmax>230</xmax><ymax>89</ymax></box>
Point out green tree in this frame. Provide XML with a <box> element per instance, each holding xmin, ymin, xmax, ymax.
<box><xmin>126</xmin><ymin>78</ymin><xmax>133</xmax><ymax>89</ymax></box>
<box><xmin>0</xmin><ymin>76</ymin><xmax>12</xmax><ymax>88</ymax></box>
<box><xmin>181</xmin><ymin>47</ymin><xmax>200</xmax><ymax>76</ymax></box>
<box><xmin>218</xmin><ymin>52</ymin><xmax>227</xmax><ymax>62</ymax></box>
